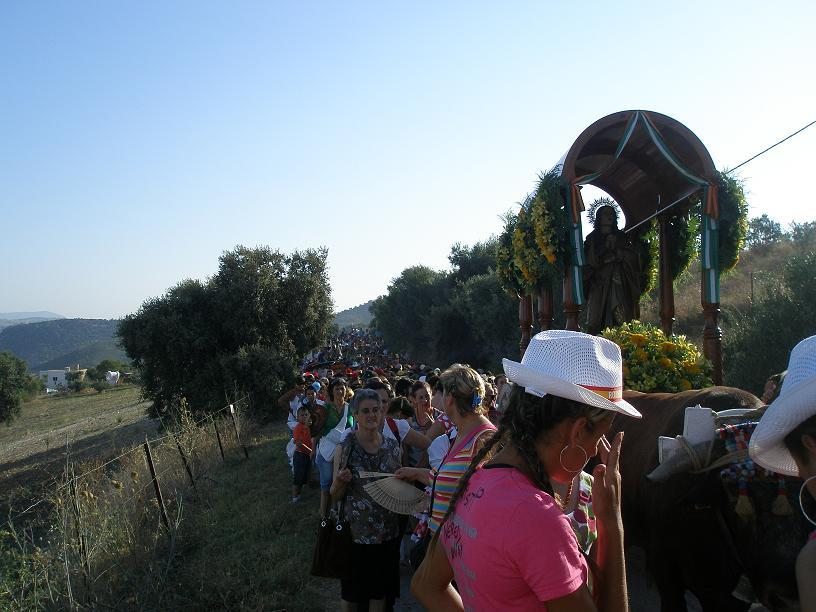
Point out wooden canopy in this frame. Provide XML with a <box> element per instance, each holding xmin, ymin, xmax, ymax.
<box><xmin>519</xmin><ymin>110</ymin><xmax>724</xmax><ymax>383</ymax></box>
<box><xmin>559</xmin><ymin>110</ymin><xmax>719</xmax><ymax>230</ymax></box>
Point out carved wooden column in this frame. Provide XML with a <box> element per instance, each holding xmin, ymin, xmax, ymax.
<box><xmin>537</xmin><ymin>286</ymin><xmax>554</xmax><ymax>331</ymax></box>
<box><xmin>658</xmin><ymin>215</ymin><xmax>675</xmax><ymax>336</ymax></box>
<box><xmin>518</xmin><ymin>293</ymin><xmax>534</xmax><ymax>357</ymax></box>
<box><xmin>563</xmin><ymin>271</ymin><xmax>580</xmax><ymax>331</ymax></box>
<box><xmin>702</xmin><ymin>301</ymin><xmax>723</xmax><ymax>385</ymax></box>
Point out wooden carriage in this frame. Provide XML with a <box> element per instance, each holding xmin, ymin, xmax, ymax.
<box><xmin>519</xmin><ymin>110</ymin><xmax>725</xmax><ymax>383</ymax></box>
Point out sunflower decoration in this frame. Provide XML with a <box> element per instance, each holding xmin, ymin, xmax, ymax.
<box><xmin>511</xmin><ymin>169</ymin><xmax>569</xmax><ymax>292</ymax></box>
<box><xmin>512</xmin><ymin>196</ymin><xmax>543</xmax><ymax>289</ymax></box>
<box><xmin>496</xmin><ymin>210</ymin><xmax>524</xmax><ymax>298</ymax></box>
<box><xmin>601</xmin><ymin>320</ymin><xmax>713</xmax><ymax>392</ymax></box>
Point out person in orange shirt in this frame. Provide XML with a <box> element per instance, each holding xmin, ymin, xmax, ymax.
<box><xmin>292</xmin><ymin>406</ymin><xmax>313</xmax><ymax>503</ymax></box>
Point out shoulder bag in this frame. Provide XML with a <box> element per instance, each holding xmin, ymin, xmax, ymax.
<box><xmin>310</xmin><ymin>440</ymin><xmax>354</xmax><ymax>579</ymax></box>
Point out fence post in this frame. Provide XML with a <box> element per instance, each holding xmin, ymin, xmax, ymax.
<box><xmin>212</xmin><ymin>416</ymin><xmax>226</xmax><ymax>462</ymax></box>
<box><xmin>174</xmin><ymin>433</ymin><xmax>197</xmax><ymax>490</ymax></box>
<box><xmin>68</xmin><ymin>468</ymin><xmax>91</xmax><ymax>596</ymax></box>
<box><xmin>143</xmin><ymin>437</ymin><xmax>170</xmax><ymax>530</ymax></box>
<box><xmin>229</xmin><ymin>404</ymin><xmax>249</xmax><ymax>460</ymax></box>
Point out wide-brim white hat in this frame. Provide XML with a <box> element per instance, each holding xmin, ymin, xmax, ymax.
<box><xmin>749</xmin><ymin>335</ymin><xmax>816</xmax><ymax>476</ymax></box>
<box><xmin>502</xmin><ymin>330</ymin><xmax>641</xmax><ymax>418</ymax></box>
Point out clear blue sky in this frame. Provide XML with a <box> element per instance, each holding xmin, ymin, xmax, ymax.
<box><xmin>2</xmin><ymin>1</ymin><xmax>814</xmax><ymax>318</ymax></box>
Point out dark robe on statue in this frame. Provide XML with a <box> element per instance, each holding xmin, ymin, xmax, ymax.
<box><xmin>583</xmin><ymin>214</ymin><xmax>641</xmax><ymax>335</ymax></box>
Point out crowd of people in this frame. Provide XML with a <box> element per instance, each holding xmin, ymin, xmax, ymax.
<box><xmin>277</xmin><ymin>329</ymin><xmax>816</xmax><ymax>612</ymax></box>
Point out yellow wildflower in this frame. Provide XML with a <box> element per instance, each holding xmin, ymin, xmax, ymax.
<box><xmin>635</xmin><ymin>349</ymin><xmax>648</xmax><ymax>363</ymax></box>
<box><xmin>683</xmin><ymin>363</ymin><xmax>701</xmax><ymax>375</ymax></box>
<box><xmin>658</xmin><ymin>357</ymin><xmax>674</xmax><ymax>369</ymax></box>
<box><xmin>660</xmin><ymin>342</ymin><xmax>676</xmax><ymax>354</ymax></box>
<box><xmin>630</xmin><ymin>334</ymin><xmax>647</xmax><ymax>347</ymax></box>
<box><xmin>680</xmin><ymin>379</ymin><xmax>693</xmax><ymax>390</ymax></box>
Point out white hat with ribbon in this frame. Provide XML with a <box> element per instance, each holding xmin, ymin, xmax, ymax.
<box><xmin>502</xmin><ymin>330</ymin><xmax>641</xmax><ymax>418</ymax></box>
<box><xmin>750</xmin><ymin>335</ymin><xmax>816</xmax><ymax>476</ymax></box>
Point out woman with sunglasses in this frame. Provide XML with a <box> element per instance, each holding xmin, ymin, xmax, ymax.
<box><xmin>331</xmin><ymin>388</ymin><xmax>403</xmax><ymax>612</ymax></box>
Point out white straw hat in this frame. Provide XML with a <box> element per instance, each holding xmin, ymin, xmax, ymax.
<box><xmin>749</xmin><ymin>335</ymin><xmax>816</xmax><ymax>476</ymax></box>
<box><xmin>502</xmin><ymin>330</ymin><xmax>641</xmax><ymax>418</ymax></box>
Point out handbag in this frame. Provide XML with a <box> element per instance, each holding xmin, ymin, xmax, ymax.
<box><xmin>310</xmin><ymin>442</ymin><xmax>354</xmax><ymax>579</ymax></box>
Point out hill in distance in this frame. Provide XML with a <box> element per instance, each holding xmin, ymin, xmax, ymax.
<box><xmin>0</xmin><ymin>311</ymin><xmax>64</xmax><ymax>333</ymax></box>
<box><xmin>0</xmin><ymin>318</ymin><xmax>127</xmax><ymax>371</ymax></box>
<box><xmin>334</xmin><ymin>300</ymin><xmax>373</xmax><ymax>329</ymax></box>
<box><xmin>0</xmin><ymin>311</ymin><xmax>64</xmax><ymax>320</ymax></box>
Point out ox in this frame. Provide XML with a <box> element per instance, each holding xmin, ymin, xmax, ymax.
<box><xmin>616</xmin><ymin>387</ymin><xmax>807</xmax><ymax>611</ymax></box>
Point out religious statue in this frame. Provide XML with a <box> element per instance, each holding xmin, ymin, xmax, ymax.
<box><xmin>583</xmin><ymin>205</ymin><xmax>642</xmax><ymax>335</ymax></box>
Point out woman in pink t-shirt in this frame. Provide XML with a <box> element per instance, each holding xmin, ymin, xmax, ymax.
<box><xmin>411</xmin><ymin>330</ymin><xmax>642</xmax><ymax>612</ymax></box>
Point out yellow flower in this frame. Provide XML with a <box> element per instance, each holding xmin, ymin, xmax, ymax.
<box><xmin>111</xmin><ymin>480</ymin><xmax>123</xmax><ymax>490</ymax></box>
<box><xmin>658</xmin><ymin>357</ymin><xmax>673</xmax><ymax>369</ymax></box>
<box><xmin>660</xmin><ymin>342</ymin><xmax>676</xmax><ymax>354</ymax></box>
<box><xmin>680</xmin><ymin>379</ymin><xmax>693</xmax><ymax>390</ymax></box>
<box><xmin>635</xmin><ymin>349</ymin><xmax>648</xmax><ymax>362</ymax></box>
<box><xmin>630</xmin><ymin>334</ymin><xmax>647</xmax><ymax>347</ymax></box>
<box><xmin>683</xmin><ymin>363</ymin><xmax>701</xmax><ymax>375</ymax></box>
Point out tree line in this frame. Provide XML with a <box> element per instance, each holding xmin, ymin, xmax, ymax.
<box><xmin>117</xmin><ymin>245</ymin><xmax>333</xmax><ymax>419</ymax></box>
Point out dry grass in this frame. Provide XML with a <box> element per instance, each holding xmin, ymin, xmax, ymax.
<box><xmin>1</xmin><ymin>407</ymin><xmax>336</xmax><ymax>611</ymax></box>
<box><xmin>0</xmin><ymin>386</ymin><xmax>150</xmax><ymax>466</ymax></box>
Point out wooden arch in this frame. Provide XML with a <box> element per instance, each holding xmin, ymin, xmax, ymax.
<box><xmin>519</xmin><ymin>110</ymin><xmax>724</xmax><ymax>383</ymax></box>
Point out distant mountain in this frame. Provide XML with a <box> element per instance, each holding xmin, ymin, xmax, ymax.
<box><xmin>35</xmin><ymin>339</ymin><xmax>129</xmax><ymax>371</ymax></box>
<box><xmin>334</xmin><ymin>301</ymin><xmax>374</xmax><ymax>329</ymax></box>
<box><xmin>0</xmin><ymin>311</ymin><xmax>64</xmax><ymax>320</ymax></box>
<box><xmin>0</xmin><ymin>311</ymin><xmax>64</xmax><ymax>333</ymax></box>
<box><xmin>0</xmin><ymin>318</ymin><xmax>125</xmax><ymax>371</ymax></box>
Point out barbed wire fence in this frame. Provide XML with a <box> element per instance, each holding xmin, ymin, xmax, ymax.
<box><xmin>0</xmin><ymin>394</ymin><xmax>256</xmax><ymax>609</ymax></box>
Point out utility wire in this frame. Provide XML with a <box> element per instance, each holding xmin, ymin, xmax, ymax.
<box><xmin>724</xmin><ymin>119</ymin><xmax>816</xmax><ymax>175</ymax></box>
<box><xmin>626</xmin><ymin>119</ymin><xmax>815</xmax><ymax>232</ymax></box>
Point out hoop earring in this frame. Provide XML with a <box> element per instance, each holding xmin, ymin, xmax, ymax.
<box><xmin>560</xmin><ymin>445</ymin><xmax>589</xmax><ymax>474</ymax></box>
<box><xmin>799</xmin><ymin>476</ymin><xmax>816</xmax><ymax>527</ymax></box>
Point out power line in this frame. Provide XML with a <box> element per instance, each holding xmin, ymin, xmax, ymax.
<box><xmin>625</xmin><ymin>119</ymin><xmax>815</xmax><ymax>232</ymax></box>
<box><xmin>724</xmin><ymin>119</ymin><xmax>816</xmax><ymax>175</ymax></box>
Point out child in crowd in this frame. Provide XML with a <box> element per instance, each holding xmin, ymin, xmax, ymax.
<box><xmin>292</xmin><ymin>406</ymin><xmax>313</xmax><ymax>503</ymax></box>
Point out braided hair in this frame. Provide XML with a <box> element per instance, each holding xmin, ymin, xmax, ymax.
<box><xmin>431</xmin><ymin>384</ymin><xmax>610</xmax><ymax>546</ymax></box>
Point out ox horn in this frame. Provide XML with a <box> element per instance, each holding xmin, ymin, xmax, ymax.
<box><xmin>646</xmin><ymin>439</ymin><xmax>716</xmax><ymax>482</ymax></box>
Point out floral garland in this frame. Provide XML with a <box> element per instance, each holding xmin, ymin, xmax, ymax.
<box><xmin>601</xmin><ymin>320</ymin><xmax>713</xmax><ymax>392</ymax></box>
<box><xmin>664</xmin><ymin>201</ymin><xmax>699</xmax><ymax>281</ymax></box>
<box><xmin>511</xmin><ymin>170</ymin><xmax>568</xmax><ymax>292</ymax></box>
<box><xmin>716</xmin><ymin>171</ymin><xmax>749</xmax><ymax>272</ymax></box>
<box><xmin>496</xmin><ymin>211</ymin><xmax>523</xmax><ymax>298</ymax></box>
<box><xmin>631</xmin><ymin>219</ymin><xmax>659</xmax><ymax>295</ymax></box>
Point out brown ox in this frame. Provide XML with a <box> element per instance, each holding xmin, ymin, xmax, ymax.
<box><xmin>615</xmin><ymin>387</ymin><xmax>806</xmax><ymax>612</ymax></box>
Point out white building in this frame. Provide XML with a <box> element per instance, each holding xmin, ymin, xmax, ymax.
<box><xmin>38</xmin><ymin>365</ymin><xmax>86</xmax><ymax>391</ymax></box>
<box><xmin>39</xmin><ymin>368</ymin><xmax>69</xmax><ymax>390</ymax></box>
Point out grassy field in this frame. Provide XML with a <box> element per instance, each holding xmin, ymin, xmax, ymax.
<box><xmin>1</xmin><ymin>411</ymin><xmax>339</xmax><ymax>611</ymax></box>
<box><xmin>0</xmin><ymin>385</ymin><xmax>150</xmax><ymax>462</ymax></box>
<box><xmin>0</xmin><ymin>386</ymin><xmax>158</xmax><ymax>497</ymax></box>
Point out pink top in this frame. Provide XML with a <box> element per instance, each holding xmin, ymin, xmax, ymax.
<box><xmin>440</xmin><ymin>466</ymin><xmax>588</xmax><ymax>610</ymax></box>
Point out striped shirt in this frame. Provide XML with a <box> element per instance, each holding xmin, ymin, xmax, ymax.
<box><xmin>428</xmin><ymin>422</ymin><xmax>496</xmax><ymax>533</ymax></box>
